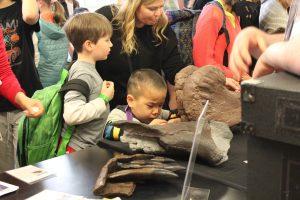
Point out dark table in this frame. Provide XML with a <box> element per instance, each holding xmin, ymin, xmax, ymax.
<box><xmin>0</xmin><ymin>134</ymin><xmax>247</xmax><ymax>200</ymax></box>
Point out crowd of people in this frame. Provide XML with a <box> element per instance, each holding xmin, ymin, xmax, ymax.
<box><xmin>0</xmin><ymin>0</ymin><xmax>298</xmax><ymax>172</ymax></box>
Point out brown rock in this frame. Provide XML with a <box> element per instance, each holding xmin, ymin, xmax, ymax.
<box><xmin>175</xmin><ymin>65</ymin><xmax>241</xmax><ymax>126</ymax></box>
<box><xmin>115</xmin><ymin>120</ymin><xmax>233</xmax><ymax>166</ymax></box>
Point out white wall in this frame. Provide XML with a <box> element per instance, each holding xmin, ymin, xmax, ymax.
<box><xmin>77</xmin><ymin>0</ymin><xmax>116</xmax><ymax>12</ymax></box>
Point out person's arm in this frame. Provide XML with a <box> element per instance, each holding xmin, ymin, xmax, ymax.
<box><xmin>22</xmin><ymin>0</ymin><xmax>39</xmax><ymax>25</ymax></box>
<box><xmin>14</xmin><ymin>92</ymin><xmax>44</xmax><ymax>117</ymax></box>
<box><xmin>104</xmin><ymin>108</ymin><xmax>127</xmax><ymax>141</ymax></box>
<box><xmin>192</xmin><ymin>5</ymin><xmax>234</xmax><ymax>78</ymax></box>
<box><xmin>0</xmin><ymin>30</ymin><xmax>24</xmax><ymax>105</ymax></box>
<box><xmin>63</xmin><ymin>90</ymin><xmax>107</xmax><ymax>125</ymax></box>
<box><xmin>63</xmin><ymin>77</ymin><xmax>114</xmax><ymax>125</ymax></box>
<box><xmin>253</xmin><ymin>35</ymin><xmax>300</xmax><ymax>78</ymax></box>
<box><xmin>229</xmin><ymin>27</ymin><xmax>284</xmax><ymax>81</ymax></box>
<box><xmin>0</xmin><ymin>29</ymin><xmax>44</xmax><ymax>117</ymax></box>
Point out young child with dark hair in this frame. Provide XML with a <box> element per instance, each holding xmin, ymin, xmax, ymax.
<box><xmin>104</xmin><ymin>68</ymin><xmax>181</xmax><ymax>141</ymax></box>
<box><xmin>63</xmin><ymin>13</ymin><xmax>114</xmax><ymax>152</ymax></box>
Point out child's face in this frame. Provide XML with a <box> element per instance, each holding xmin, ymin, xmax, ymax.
<box><xmin>127</xmin><ymin>87</ymin><xmax>166</xmax><ymax>124</ymax></box>
<box><xmin>92</xmin><ymin>35</ymin><xmax>112</xmax><ymax>61</ymax></box>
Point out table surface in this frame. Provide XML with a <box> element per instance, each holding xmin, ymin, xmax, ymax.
<box><xmin>0</xmin><ymin>142</ymin><xmax>247</xmax><ymax>200</ymax></box>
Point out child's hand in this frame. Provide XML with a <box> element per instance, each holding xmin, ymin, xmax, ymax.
<box><xmin>149</xmin><ymin>119</ymin><xmax>168</xmax><ymax>125</ymax></box>
<box><xmin>168</xmin><ymin>118</ymin><xmax>181</xmax><ymax>124</ymax></box>
<box><xmin>100</xmin><ymin>81</ymin><xmax>114</xmax><ymax>101</ymax></box>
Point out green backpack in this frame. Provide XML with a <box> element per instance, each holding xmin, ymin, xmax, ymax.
<box><xmin>17</xmin><ymin>69</ymin><xmax>90</xmax><ymax>166</ymax></box>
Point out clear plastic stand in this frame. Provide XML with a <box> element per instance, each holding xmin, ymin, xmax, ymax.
<box><xmin>181</xmin><ymin>100</ymin><xmax>210</xmax><ymax>200</ymax></box>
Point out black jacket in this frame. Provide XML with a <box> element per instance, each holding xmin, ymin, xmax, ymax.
<box><xmin>95</xmin><ymin>6</ymin><xmax>185</xmax><ymax>109</ymax></box>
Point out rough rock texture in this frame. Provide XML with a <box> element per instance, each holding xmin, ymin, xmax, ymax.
<box><xmin>93</xmin><ymin>154</ymin><xmax>182</xmax><ymax>197</ymax></box>
<box><xmin>121</xmin><ymin>134</ymin><xmax>165</xmax><ymax>153</ymax></box>
<box><xmin>116</xmin><ymin>120</ymin><xmax>233</xmax><ymax>166</ymax></box>
<box><xmin>175</xmin><ymin>65</ymin><xmax>241</xmax><ymax>126</ymax></box>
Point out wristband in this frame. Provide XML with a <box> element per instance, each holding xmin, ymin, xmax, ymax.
<box><xmin>99</xmin><ymin>94</ymin><xmax>110</xmax><ymax>103</ymax></box>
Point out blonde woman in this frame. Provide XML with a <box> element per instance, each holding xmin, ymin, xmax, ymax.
<box><xmin>95</xmin><ymin>0</ymin><xmax>185</xmax><ymax>110</ymax></box>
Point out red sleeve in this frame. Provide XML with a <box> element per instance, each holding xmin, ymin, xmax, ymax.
<box><xmin>0</xmin><ymin>29</ymin><xmax>24</xmax><ymax>107</ymax></box>
<box><xmin>192</xmin><ymin>5</ymin><xmax>233</xmax><ymax>78</ymax></box>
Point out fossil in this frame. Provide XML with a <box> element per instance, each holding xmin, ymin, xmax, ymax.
<box><xmin>175</xmin><ymin>65</ymin><xmax>241</xmax><ymax>126</ymax></box>
<box><xmin>93</xmin><ymin>153</ymin><xmax>183</xmax><ymax>197</ymax></box>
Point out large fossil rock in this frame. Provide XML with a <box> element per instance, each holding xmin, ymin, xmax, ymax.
<box><xmin>116</xmin><ymin>119</ymin><xmax>233</xmax><ymax>166</ymax></box>
<box><xmin>175</xmin><ymin>65</ymin><xmax>241</xmax><ymax>126</ymax></box>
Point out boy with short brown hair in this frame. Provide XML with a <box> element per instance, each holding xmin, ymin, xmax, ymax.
<box><xmin>63</xmin><ymin>13</ymin><xmax>114</xmax><ymax>152</ymax></box>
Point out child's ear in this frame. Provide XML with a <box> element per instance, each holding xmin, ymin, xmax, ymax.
<box><xmin>82</xmin><ymin>40</ymin><xmax>93</xmax><ymax>52</ymax></box>
<box><xmin>127</xmin><ymin>94</ymin><xmax>135</xmax><ymax>107</ymax></box>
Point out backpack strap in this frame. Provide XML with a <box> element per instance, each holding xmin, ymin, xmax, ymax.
<box><xmin>60</xmin><ymin>79</ymin><xmax>90</xmax><ymax>101</ymax></box>
<box><xmin>56</xmin><ymin>79</ymin><xmax>90</xmax><ymax>156</ymax></box>
<box><xmin>56</xmin><ymin>126</ymin><xmax>75</xmax><ymax>156</ymax></box>
<box><xmin>208</xmin><ymin>1</ymin><xmax>230</xmax><ymax>66</ymax></box>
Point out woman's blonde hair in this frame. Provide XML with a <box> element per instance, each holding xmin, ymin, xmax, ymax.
<box><xmin>112</xmin><ymin>0</ymin><xmax>168</xmax><ymax>55</ymax></box>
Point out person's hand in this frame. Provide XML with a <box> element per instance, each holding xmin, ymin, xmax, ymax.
<box><xmin>149</xmin><ymin>119</ymin><xmax>168</xmax><ymax>125</ymax></box>
<box><xmin>100</xmin><ymin>81</ymin><xmax>114</xmax><ymax>101</ymax></box>
<box><xmin>225</xmin><ymin>78</ymin><xmax>240</xmax><ymax>92</ymax></box>
<box><xmin>252</xmin><ymin>53</ymin><xmax>275</xmax><ymax>78</ymax></box>
<box><xmin>230</xmin><ymin>27</ymin><xmax>268</xmax><ymax>81</ymax></box>
<box><xmin>168</xmin><ymin>118</ymin><xmax>181</xmax><ymax>123</ymax></box>
<box><xmin>241</xmin><ymin>72</ymin><xmax>251</xmax><ymax>81</ymax></box>
<box><xmin>15</xmin><ymin>92</ymin><xmax>44</xmax><ymax>118</ymax></box>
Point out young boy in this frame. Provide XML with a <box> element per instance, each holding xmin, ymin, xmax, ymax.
<box><xmin>104</xmin><ymin>69</ymin><xmax>181</xmax><ymax>141</ymax></box>
<box><xmin>63</xmin><ymin>13</ymin><xmax>114</xmax><ymax>152</ymax></box>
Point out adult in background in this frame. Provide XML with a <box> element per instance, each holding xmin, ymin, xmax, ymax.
<box><xmin>58</xmin><ymin>0</ymin><xmax>79</xmax><ymax>19</ymax></box>
<box><xmin>0</xmin><ymin>29</ymin><xmax>44</xmax><ymax>117</ymax></box>
<box><xmin>192</xmin><ymin>0</ymin><xmax>243</xmax><ymax>91</ymax></box>
<box><xmin>95</xmin><ymin>0</ymin><xmax>185</xmax><ymax>110</ymax></box>
<box><xmin>0</xmin><ymin>0</ymin><xmax>43</xmax><ymax>172</ymax></box>
<box><xmin>36</xmin><ymin>0</ymin><xmax>69</xmax><ymax>87</ymax></box>
<box><xmin>259</xmin><ymin>0</ymin><xmax>289</xmax><ymax>34</ymax></box>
